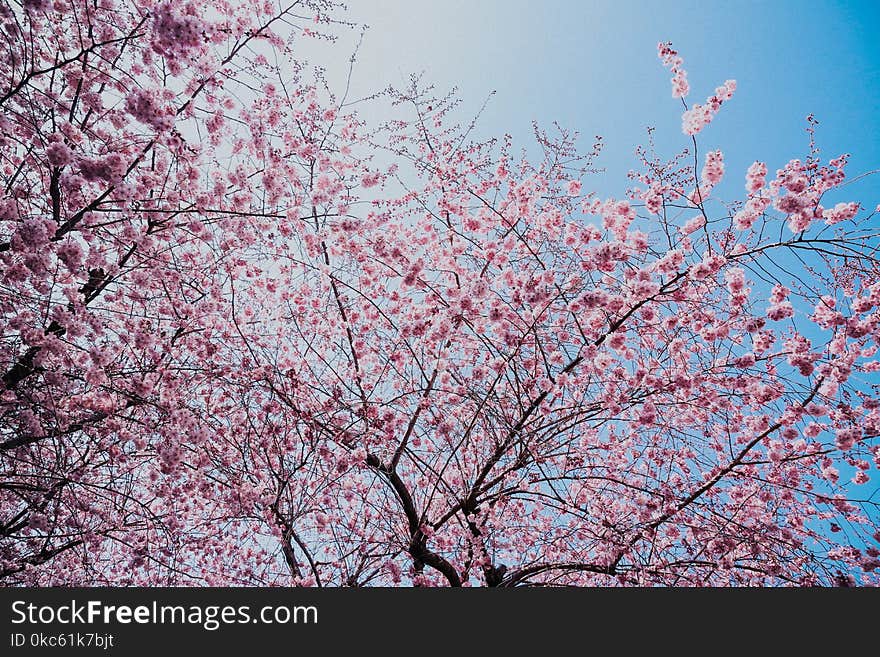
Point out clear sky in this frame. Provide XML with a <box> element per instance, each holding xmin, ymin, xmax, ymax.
<box><xmin>331</xmin><ymin>0</ymin><xmax>879</xmax><ymax>201</ymax></box>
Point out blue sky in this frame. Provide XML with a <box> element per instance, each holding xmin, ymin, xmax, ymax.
<box><xmin>339</xmin><ymin>0</ymin><xmax>879</xmax><ymax>201</ymax></box>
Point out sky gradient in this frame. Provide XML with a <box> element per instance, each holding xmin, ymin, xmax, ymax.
<box><xmin>332</xmin><ymin>0</ymin><xmax>879</xmax><ymax>201</ymax></box>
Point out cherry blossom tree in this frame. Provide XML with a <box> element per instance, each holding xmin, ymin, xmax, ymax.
<box><xmin>2</xmin><ymin>3</ymin><xmax>878</xmax><ymax>586</ymax></box>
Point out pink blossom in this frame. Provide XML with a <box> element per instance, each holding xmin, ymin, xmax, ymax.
<box><xmin>78</xmin><ymin>154</ymin><xmax>127</xmax><ymax>182</ymax></box>
<box><xmin>679</xmin><ymin>214</ymin><xmax>706</xmax><ymax>236</ymax></box>
<box><xmin>767</xmin><ymin>301</ymin><xmax>794</xmax><ymax>321</ymax></box>
<box><xmin>745</xmin><ymin>161</ymin><xmax>767</xmax><ymax>194</ymax></box>
<box><xmin>0</xmin><ymin>198</ymin><xmax>18</xmax><ymax>221</ymax></box>
<box><xmin>769</xmin><ymin>284</ymin><xmax>789</xmax><ymax>303</ymax></box>
<box><xmin>701</xmin><ymin>150</ymin><xmax>725</xmax><ymax>187</ymax></box>
<box><xmin>785</xmin><ymin>211</ymin><xmax>812</xmax><ymax>233</ymax></box>
<box><xmin>644</xmin><ymin>184</ymin><xmax>663</xmax><ymax>214</ymax></box>
<box><xmin>724</xmin><ymin>267</ymin><xmax>746</xmax><ymax>294</ymax></box>
<box><xmin>637</xmin><ymin>401</ymin><xmax>658</xmax><ymax>425</ymax></box>
<box><xmin>812</xmin><ymin>296</ymin><xmax>845</xmax><ymax>329</ymax></box>
<box><xmin>152</xmin><ymin>3</ymin><xmax>205</xmax><ymax>55</ymax></box>
<box><xmin>822</xmin><ymin>201</ymin><xmax>859</xmax><ymax>225</ymax></box>
<box><xmin>125</xmin><ymin>88</ymin><xmax>174</xmax><ymax>132</ymax></box>
<box><xmin>22</xmin><ymin>0</ymin><xmax>50</xmax><ymax>12</ymax></box>
<box><xmin>360</xmin><ymin>172</ymin><xmax>381</xmax><ymax>188</ymax></box>
<box><xmin>56</xmin><ymin>241</ymin><xmax>84</xmax><ymax>271</ymax></box>
<box><xmin>14</xmin><ymin>217</ymin><xmax>56</xmax><ymax>249</ymax></box>
<box><xmin>657</xmin><ymin>42</ymin><xmax>690</xmax><ymax>98</ymax></box>
<box><xmin>46</xmin><ymin>142</ymin><xmax>73</xmax><ymax>167</ymax></box>
<box><xmin>681</xmin><ymin>80</ymin><xmax>736</xmax><ymax>135</ymax></box>
<box><xmin>835</xmin><ymin>428</ymin><xmax>860</xmax><ymax>451</ymax></box>
<box><xmin>151</xmin><ymin>2</ymin><xmax>209</xmax><ymax>74</ymax></box>
<box><xmin>733</xmin><ymin>195</ymin><xmax>771</xmax><ymax>230</ymax></box>
<box><xmin>28</xmin><ymin>514</ymin><xmax>51</xmax><ymax>531</ymax></box>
